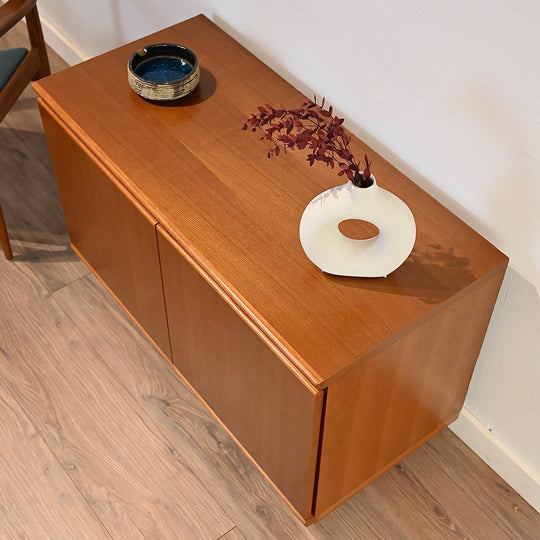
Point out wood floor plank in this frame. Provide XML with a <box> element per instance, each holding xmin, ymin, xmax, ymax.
<box><xmin>306</xmin><ymin>436</ymin><xmax>540</xmax><ymax>540</ymax></box>
<box><xmin>424</xmin><ymin>430</ymin><xmax>540</xmax><ymax>539</ymax></box>
<box><xmin>53</xmin><ymin>273</ymin><xmax>327</xmax><ymax>539</ymax></box>
<box><xmin>1</xmin><ymin>16</ymin><xmax>539</xmax><ymax>540</ymax></box>
<box><xmin>0</xmin><ymin>262</ymin><xmax>234</xmax><ymax>539</ymax></box>
<box><xmin>52</xmin><ymin>274</ymin><xmax>387</xmax><ymax>539</ymax></box>
<box><xmin>328</xmin><ymin>468</ymin><xmax>491</xmax><ymax>540</ymax></box>
<box><xmin>52</xmin><ymin>268</ymin><xmax>540</xmax><ymax>540</ymax></box>
<box><xmin>0</xmin><ymin>378</ymin><xmax>111</xmax><ymax>539</ymax></box>
<box><xmin>392</xmin><ymin>458</ymin><xmax>508</xmax><ymax>539</ymax></box>
<box><xmin>218</xmin><ymin>527</ymin><xmax>248</xmax><ymax>540</ymax></box>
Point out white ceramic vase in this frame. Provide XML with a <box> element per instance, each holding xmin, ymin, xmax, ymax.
<box><xmin>299</xmin><ymin>178</ymin><xmax>416</xmax><ymax>277</ymax></box>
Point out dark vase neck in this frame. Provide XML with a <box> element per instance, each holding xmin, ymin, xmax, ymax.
<box><xmin>351</xmin><ymin>172</ymin><xmax>374</xmax><ymax>188</ymax></box>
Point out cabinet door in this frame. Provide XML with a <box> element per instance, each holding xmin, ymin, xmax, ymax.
<box><xmin>157</xmin><ymin>226</ymin><xmax>323</xmax><ymax>521</ymax></box>
<box><xmin>39</xmin><ymin>104</ymin><xmax>171</xmax><ymax>358</ymax></box>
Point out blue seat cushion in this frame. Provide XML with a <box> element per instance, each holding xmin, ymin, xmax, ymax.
<box><xmin>0</xmin><ymin>47</ymin><xmax>29</xmax><ymax>91</ymax></box>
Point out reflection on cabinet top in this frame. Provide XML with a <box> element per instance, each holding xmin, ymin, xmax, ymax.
<box><xmin>33</xmin><ymin>14</ymin><xmax>508</xmax><ymax>388</ymax></box>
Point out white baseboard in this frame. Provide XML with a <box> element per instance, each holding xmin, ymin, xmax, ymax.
<box><xmin>450</xmin><ymin>409</ymin><xmax>540</xmax><ymax>513</ymax></box>
<box><xmin>41</xmin><ymin>15</ymin><xmax>85</xmax><ymax>66</ymax></box>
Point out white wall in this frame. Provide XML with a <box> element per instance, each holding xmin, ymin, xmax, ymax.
<box><xmin>36</xmin><ymin>0</ymin><xmax>540</xmax><ymax>510</ymax></box>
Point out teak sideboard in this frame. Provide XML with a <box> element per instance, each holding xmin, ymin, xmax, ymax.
<box><xmin>34</xmin><ymin>15</ymin><xmax>508</xmax><ymax>524</ymax></box>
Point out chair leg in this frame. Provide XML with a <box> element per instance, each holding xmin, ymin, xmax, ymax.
<box><xmin>0</xmin><ymin>203</ymin><xmax>13</xmax><ymax>260</ymax></box>
<box><xmin>27</xmin><ymin>5</ymin><xmax>51</xmax><ymax>79</ymax></box>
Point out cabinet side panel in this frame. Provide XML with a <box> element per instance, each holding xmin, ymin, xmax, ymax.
<box><xmin>315</xmin><ymin>266</ymin><xmax>507</xmax><ymax>518</ymax></box>
<box><xmin>39</xmin><ymin>104</ymin><xmax>171</xmax><ymax>358</ymax></box>
<box><xmin>158</xmin><ymin>227</ymin><xmax>322</xmax><ymax>520</ymax></box>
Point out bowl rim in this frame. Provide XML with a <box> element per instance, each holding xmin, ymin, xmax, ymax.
<box><xmin>128</xmin><ymin>43</ymin><xmax>199</xmax><ymax>86</ymax></box>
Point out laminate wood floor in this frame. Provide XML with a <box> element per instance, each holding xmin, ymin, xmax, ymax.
<box><xmin>1</xmin><ymin>21</ymin><xmax>539</xmax><ymax>540</ymax></box>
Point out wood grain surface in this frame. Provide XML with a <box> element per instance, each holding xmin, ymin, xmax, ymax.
<box><xmin>38</xmin><ymin>103</ymin><xmax>171</xmax><ymax>358</ymax></box>
<box><xmin>158</xmin><ymin>225</ymin><xmax>323</xmax><ymax>520</ymax></box>
<box><xmin>2</xmin><ymin>19</ymin><xmax>537</xmax><ymax>539</ymax></box>
<box><xmin>218</xmin><ymin>527</ymin><xmax>248</xmax><ymax>540</ymax></box>
<box><xmin>315</xmin><ymin>265</ymin><xmax>507</xmax><ymax>517</ymax></box>
<box><xmin>31</xmin><ymin>13</ymin><xmax>513</xmax><ymax>524</ymax></box>
<box><xmin>0</xmin><ymin>379</ymin><xmax>110</xmax><ymax>539</ymax></box>
<box><xmin>53</xmin><ymin>273</ymin><xmax>324</xmax><ymax>539</ymax></box>
<box><xmin>0</xmin><ymin>261</ymin><xmax>233</xmax><ymax>539</ymax></box>
<box><xmin>32</xmin><ymin>15</ymin><xmax>509</xmax><ymax>387</ymax></box>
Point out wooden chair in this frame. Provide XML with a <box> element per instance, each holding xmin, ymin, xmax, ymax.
<box><xmin>0</xmin><ymin>0</ymin><xmax>50</xmax><ymax>259</ymax></box>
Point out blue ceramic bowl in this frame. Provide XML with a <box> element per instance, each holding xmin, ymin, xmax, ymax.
<box><xmin>128</xmin><ymin>43</ymin><xmax>200</xmax><ymax>101</ymax></box>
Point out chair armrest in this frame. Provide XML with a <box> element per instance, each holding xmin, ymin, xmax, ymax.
<box><xmin>0</xmin><ymin>0</ymin><xmax>37</xmax><ymax>38</ymax></box>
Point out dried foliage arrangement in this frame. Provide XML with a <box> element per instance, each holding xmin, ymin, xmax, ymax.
<box><xmin>243</xmin><ymin>97</ymin><xmax>373</xmax><ymax>187</ymax></box>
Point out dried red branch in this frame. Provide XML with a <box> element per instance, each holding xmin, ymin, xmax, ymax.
<box><xmin>242</xmin><ymin>97</ymin><xmax>373</xmax><ymax>187</ymax></box>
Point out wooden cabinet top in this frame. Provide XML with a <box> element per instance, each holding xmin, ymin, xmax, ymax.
<box><xmin>34</xmin><ymin>15</ymin><xmax>508</xmax><ymax>389</ymax></box>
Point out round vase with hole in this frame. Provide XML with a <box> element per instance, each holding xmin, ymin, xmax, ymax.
<box><xmin>299</xmin><ymin>177</ymin><xmax>416</xmax><ymax>277</ymax></box>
